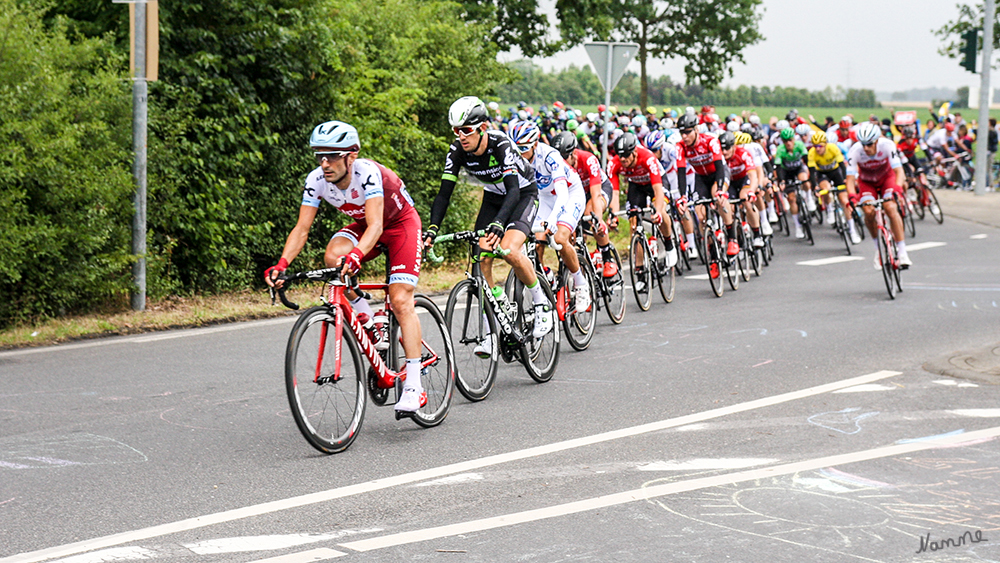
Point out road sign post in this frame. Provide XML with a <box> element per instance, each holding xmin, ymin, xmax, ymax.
<box><xmin>974</xmin><ymin>0</ymin><xmax>994</xmax><ymax>196</ymax></box>
<box><xmin>585</xmin><ymin>42</ymin><xmax>639</xmax><ymax>167</ymax></box>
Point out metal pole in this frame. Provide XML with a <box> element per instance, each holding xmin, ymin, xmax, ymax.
<box><xmin>131</xmin><ymin>2</ymin><xmax>148</xmax><ymax>311</ymax></box>
<box><xmin>975</xmin><ymin>0</ymin><xmax>994</xmax><ymax>196</ymax></box>
<box><xmin>602</xmin><ymin>43</ymin><xmax>613</xmax><ymax>169</ymax></box>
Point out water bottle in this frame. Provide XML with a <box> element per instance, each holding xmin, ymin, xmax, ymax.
<box><xmin>648</xmin><ymin>235</ymin><xmax>658</xmax><ymax>257</ymax></box>
<box><xmin>590</xmin><ymin>249</ymin><xmax>603</xmax><ymax>268</ymax></box>
<box><xmin>491</xmin><ymin>286</ymin><xmax>513</xmax><ymax>319</ymax></box>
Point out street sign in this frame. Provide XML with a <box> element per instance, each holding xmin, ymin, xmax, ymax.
<box><xmin>584</xmin><ymin>42</ymin><xmax>639</xmax><ymax>92</ymax></box>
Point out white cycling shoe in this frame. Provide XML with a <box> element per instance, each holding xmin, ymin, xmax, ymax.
<box><xmin>898</xmin><ymin>250</ymin><xmax>912</xmax><ymax>269</ymax></box>
<box><xmin>849</xmin><ymin>229</ymin><xmax>861</xmax><ymax>245</ymax></box>
<box><xmin>760</xmin><ymin>219</ymin><xmax>773</xmax><ymax>236</ymax></box>
<box><xmin>767</xmin><ymin>208</ymin><xmax>779</xmax><ymax>223</ymax></box>
<box><xmin>752</xmin><ymin>236</ymin><xmax>765</xmax><ymax>248</ymax></box>
<box><xmin>794</xmin><ymin>224</ymin><xmax>805</xmax><ymax>239</ymax></box>
<box><xmin>394</xmin><ymin>386</ymin><xmax>426</xmax><ymax>413</ymax></box>
<box><xmin>473</xmin><ymin>337</ymin><xmax>493</xmax><ymax>359</ymax></box>
<box><xmin>573</xmin><ymin>285</ymin><xmax>591</xmax><ymax>312</ymax></box>
<box><xmin>664</xmin><ymin>247</ymin><xmax>678</xmax><ymax>268</ymax></box>
<box><xmin>686</xmin><ymin>246</ymin><xmax>699</xmax><ymax>260</ymax></box>
<box><xmin>532</xmin><ymin>303</ymin><xmax>554</xmax><ymax>339</ymax></box>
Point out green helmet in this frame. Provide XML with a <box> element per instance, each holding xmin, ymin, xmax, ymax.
<box><xmin>780</xmin><ymin>127</ymin><xmax>796</xmax><ymax>141</ymax></box>
<box><xmin>566</xmin><ymin>119</ymin><xmax>579</xmax><ymax>131</ymax></box>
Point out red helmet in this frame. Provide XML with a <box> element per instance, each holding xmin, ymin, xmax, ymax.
<box><xmin>553</xmin><ymin>101</ymin><xmax>565</xmax><ymax>110</ymax></box>
<box><xmin>701</xmin><ymin>105</ymin><xmax>712</xmax><ymax>114</ymax></box>
<box><xmin>597</xmin><ymin>104</ymin><xmax>607</xmax><ymax>113</ymax></box>
<box><xmin>945</xmin><ymin>122</ymin><xmax>956</xmax><ymax>132</ymax></box>
<box><xmin>839</xmin><ymin>119</ymin><xmax>851</xmax><ymax>129</ymax></box>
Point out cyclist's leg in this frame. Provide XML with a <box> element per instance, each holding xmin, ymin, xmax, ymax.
<box><xmin>473</xmin><ymin>192</ymin><xmax>504</xmax><ymax>288</ymax></box>
<box><xmin>326</xmin><ymin>224</ymin><xmax>375</xmax><ymax>317</ymax></box>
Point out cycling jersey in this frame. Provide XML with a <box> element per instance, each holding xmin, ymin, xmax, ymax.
<box><xmin>573</xmin><ymin>148</ymin><xmax>608</xmax><ymax>187</ymax></box>
<box><xmin>726</xmin><ymin>146</ymin><xmax>756</xmax><ymax>182</ymax></box>
<box><xmin>302</xmin><ymin>159</ymin><xmax>415</xmax><ymax>225</ymax></box>
<box><xmin>654</xmin><ymin>143</ymin><xmax>685</xmax><ymax>200</ymax></box>
<box><xmin>430</xmin><ymin>129</ymin><xmax>536</xmax><ymax>230</ymax></box>
<box><xmin>743</xmin><ymin>142</ymin><xmax>768</xmax><ymax>169</ymax></box>
<box><xmin>774</xmin><ymin>140</ymin><xmax>808</xmax><ymax>170</ymax></box>
<box><xmin>531</xmin><ymin>143</ymin><xmax>585</xmax><ymax>231</ymax></box>
<box><xmin>607</xmin><ymin>146</ymin><xmax>664</xmax><ymax>190</ymax></box>
<box><xmin>845</xmin><ymin>137</ymin><xmax>902</xmax><ymax>183</ymax></box>
<box><xmin>925</xmin><ymin>129</ymin><xmax>951</xmax><ymax>150</ymax></box>
<box><xmin>807</xmin><ymin>143</ymin><xmax>845</xmax><ymax>171</ymax></box>
<box><xmin>677</xmin><ymin>133</ymin><xmax>724</xmax><ymax>176</ymax></box>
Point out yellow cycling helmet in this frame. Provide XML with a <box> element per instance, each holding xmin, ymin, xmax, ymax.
<box><xmin>811</xmin><ymin>131</ymin><xmax>828</xmax><ymax>146</ymax></box>
<box><xmin>734</xmin><ymin>132</ymin><xmax>752</xmax><ymax>145</ymax></box>
<box><xmin>646</xmin><ymin>106</ymin><xmax>657</xmax><ymax>115</ymax></box>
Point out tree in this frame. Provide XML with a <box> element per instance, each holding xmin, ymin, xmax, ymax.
<box><xmin>558</xmin><ymin>0</ymin><xmax>764</xmax><ymax>109</ymax></box>
<box><xmin>454</xmin><ymin>0</ymin><xmax>560</xmax><ymax>57</ymax></box>
<box><xmin>935</xmin><ymin>2</ymin><xmax>1000</xmax><ymax>61</ymax></box>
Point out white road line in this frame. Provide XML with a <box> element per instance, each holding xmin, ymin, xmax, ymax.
<box><xmin>0</xmin><ymin>370</ymin><xmax>900</xmax><ymax>563</ymax></box>
<box><xmin>950</xmin><ymin>409</ymin><xmax>1000</xmax><ymax>417</ymax></box>
<box><xmin>971</xmin><ymin>234</ymin><xmax>988</xmax><ymax>239</ymax></box>
<box><xmin>685</xmin><ymin>273</ymin><xmax>709</xmax><ymax>280</ymax></box>
<box><xmin>0</xmin><ymin>317</ymin><xmax>297</xmax><ymax>358</ymax></box>
<box><xmin>339</xmin><ymin>425</ymin><xmax>1000</xmax><ymax>553</ymax></box>
<box><xmin>905</xmin><ymin>241</ymin><xmax>947</xmax><ymax>251</ymax></box>
<box><xmin>245</xmin><ymin>548</ymin><xmax>347</xmax><ymax>562</ymax></box>
<box><xmin>796</xmin><ymin>256</ymin><xmax>864</xmax><ymax>266</ymax></box>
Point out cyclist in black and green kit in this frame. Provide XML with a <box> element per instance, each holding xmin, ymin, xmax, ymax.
<box><xmin>774</xmin><ymin>127</ymin><xmax>813</xmax><ymax>239</ymax></box>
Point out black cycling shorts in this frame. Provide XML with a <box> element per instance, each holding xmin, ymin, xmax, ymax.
<box><xmin>813</xmin><ymin>167</ymin><xmax>846</xmax><ymax>189</ymax></box>
<box><xmin>475</xmin><ymin>188</ymin><xmax>538</xmax><ymax>237</ymax></box>
<box><xmin>585</xmin><ymin>178</ymin><xmax>614</xmax><ymax>206</ymax></box>
<box><xmin>692</xmin><ymin>173</ymin><xmax>719</xmax><ymax>201</ymax></box>
<box><xmin>728</xmin><ymin>175</ymin><xmax>749</xmax><ymax>199</ymax></box>
<box><xmin>626</xmin><ymin>181</ymin><xmax>654</xmax><ymax>210</ymax></box>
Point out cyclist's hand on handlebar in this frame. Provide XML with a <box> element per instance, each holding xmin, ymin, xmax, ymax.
<box><xmin>608</xmin><ymin>214</ymin><xmax>619</xmax><ymax>230</ymax></box>
<box><xmin>264</xmin><ymin>257</ymin><xmax>289</xmax><ymax>289</ymax></box>
<box><xmin>422</xmin><ymin>225</ymin><xmax>438</xmax><ymax>249</ymax></box>
<box><xmin>341</xmin><ymin>247</ymin><xmax>364</xmax><ymax>277</ymax></box>
<box><xmin>484</xmin><ymin>222</ymin><xmax>504</xmax><ymax>249</ymax></box>
<box><xmin>651</xmin><ymin>211</ymin><xmax>662</xmax><ymax>225</ymax></box>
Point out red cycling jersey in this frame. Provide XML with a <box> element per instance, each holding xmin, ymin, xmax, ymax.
<box><xmin>678</xmin><ymin>133</ymin><xmax>724</xmax><ymax>176</ymax></box>
<box><xmin>726</xmin><ymin>146</ymin><xmax>756</xmax><ymax>181</ymax></box>
<box><xmin>607</xmin><ymin>146</ymin><xmax>663</xmax><ymax>191</ymax></box>
<box><xmin>896</xmin><ymin>137</ymin><xmax>919</xmax><ymax>161</ymax></box>
<box><xmin>573</xmin><ymin>148</ymin><xmax>607</xmax><ymax>188</ymax></box>
<box><xmin>836</xmin><ymin>128</ymin><xmax>856</xmax><ymax>144</ymax></box>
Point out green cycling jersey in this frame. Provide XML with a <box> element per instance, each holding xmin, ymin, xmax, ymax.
<box><xmin>774</xmin><ymin>139</ymin><xmax>807</xmax><ymax>169</ymax></box>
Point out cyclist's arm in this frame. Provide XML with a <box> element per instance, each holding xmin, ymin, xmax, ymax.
<box><xmin>278</xmin><ymin>205</ymin><xmax>320</xmax><ymax>266</ymax></box>
<box><xmin>493</xmin><ymin>174</ymin><xmax>524</xmax><ymax>227</ymax></box>
<box><xmin>428</xmin><ymin>177</ymin><xmax>457</xmax><ymax>230</ymax></box>
<box><xmin>545</xmin><ymin>178</ymin><xmax>569</xmax><ymax>231</ymax></box>
<box><xmin>712</xmin><ymin>158</ymin><xmax>726</xmax><ymax>194</ymax></box>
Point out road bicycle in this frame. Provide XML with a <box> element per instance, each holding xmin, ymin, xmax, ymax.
<box><xmin>906</xmin><ymin>164</ymin><xmax>944</xmax><ymax>224</ymax></box>
<box><xmin>430</xmin><ymin>230</ymin><xmax>559</xmax><ymax>402</ymax></box>
<box><xmin>577</xmin><ymin>213</ymin><xmax>627</xmax><ymax>325</ymax></box>
<box><xmin>816</xmin><ymin>186</ymin><xmax>853</xmax><ymax>255</ymax></box>
<box><xmin>785</xmin><ymin>178</ymin><xmax>814</xmax><ymax>245</ymax></box>
<box><xmin>859</xmin><ymin>199</ymin><xmax>904</xmax><ymax>300</ymax></box>
<box><xmin>730</xmin><ymin>196</ymin><xmax>761</xmax><ymax>279</ymax></box>
<box><xmin>621</xmin><ymin>206</ymin><xmax>676</xmax><ymax>310</ymax></box>
<box><xmin>692</xmin><ymin>197</ymin><xmax>738</xmax><ymax>297</ymax></box>
<box><xmin>273</xmin><ymin>265</ymin><xmax>455</xmax><ymax>454</ymax></box>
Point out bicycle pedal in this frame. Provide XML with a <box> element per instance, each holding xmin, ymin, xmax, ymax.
<box><xmin>394</xmin><ymin>410</ymin><xmax>416</xmax><ymax>421</ymax></box>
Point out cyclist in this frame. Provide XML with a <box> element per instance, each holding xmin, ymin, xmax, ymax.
<box><xmin>735</xmin><ymin>131</ymin><xmax>774</xmax><ymax>237</ymax></box>
<box><xmin>646</xmin><ymin>129</ymin><xmax>698</xmax><ymax>260</ymax></box>
<box><xmin>424</xmin><ymin>96</ymin><xmax>554</xmax><ymax>342</ymax></box>
<box><xmin>552</xmin><ymin>131</ymin><xmax>620</xmax><ymax>276</ymax></box>
<box><xmin>510</xmin><ymin>123</ymin><xmax>590</xmax><ymax>312</ymax></box>
<box><xmin>607</xmin><ymin>132</ymin><xmax>679</xmax><ymax>292</ymax></box>
<box><xmin>719</xmin><ymin>132</ymin><xmax>764</xmax><ymax>248</ymax></box>
<box><xmin>924</xmin><ymin>121</ymin><xmax>958</xmax><ymax>163</ymax></box>
<box><xmin>774</xmin><ymin>127</ymin><xmax>814</xmax><ymax>239</ymax></box>
<box><xmin>808</xmin><ymin>131</ymin><xmax>861</xmax><ymax>244</ymax></box>
<box><xmin>676</xmin><ymin>113</ymin><xmax>739</xmax><ymax>277</ymax></box>
<box><xmin>845</xmin><ymin>122</ymin><xmax>912</xmax><ymax>268</ymax></box>
<box><xmin>264</xmin><ymin>121</ymin><xmax>427</xmax><ymax>413</ymax></box>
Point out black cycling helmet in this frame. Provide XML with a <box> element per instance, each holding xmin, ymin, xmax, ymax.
<box><xmin>613</xmin><ymin>132</ymin><xmax>638</xmax><ymax>157</ymax></box>
<box><xmin>718</xmin><ymin>131</ymin><xmax>736</xmax><ymax>150</ymax></box>
<box><xmin>786</xmin><ymin>109</ymin><xmax>798</xmax><ymax>122</ymax></box>
<box><xmin>750</xmin><ymin>127</ymin><xmax>764</xmax><ymax>141</ymax></box>
<box><xmin>676</xmin><ymin>113</ymin><xmax>699</xmax><ymax>131</ymax></box>
<box><xmin>550</xmin><ymin>131</ymin><xmax>577</xmax><ymax>159</ymax></box>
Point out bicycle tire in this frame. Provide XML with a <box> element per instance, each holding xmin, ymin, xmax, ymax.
<box><xmin>656</xmin><ymin>230</ymin><xmax>676</xmax><ymax>304</ymax></box>
<box><xmin>285</xmin><ymin>306</ymin><xmax>366</xmax><ymax>454</ymax></box>
<box><xmin>560</xmin><ymin>266</ymin><xmax>596</xmax><ymax>351</ymax></box>
<box><xmin>926</xmin><ymin>187</ymin><xmax>944</xmax><ymax>224</ymax></box>
<box><xmin>445</xmin><ymin>279</ymin><xmax>499</xmax><ymax>402</ymax></box>
<box><xmin>852</xmin><ymin>208</ymin><xmax>866</xmax><ymax>241</ymax></box>
<box><xmin>800</xmin><ymin>207</ymin><xmax>814</xmax><ymax>245</ymax></box>
<box><xmin>506</xmin><ymin>270</ymin><xmax>560</xmax><ymax>383</ymax></box>
<box><xmin>601</xmin><ymin>245</ymin><xmax>627</xmax><ymax>324</ymax></box>
<box><xmin>836</xmin><ymin>206</ymin><xmax>852</xmax><ymax>256</ymax></box>
<box><xmin>900</xmin><ymin>195</ymin><xmax>916</xmax><ymax>239</ymax></box>
<box><xmin>778</xmin><ymin>206</ymin><xmax>790</xmax><ymax>236</ymax></box>
<box><xmin>877</xmin><ymin>229</ymin><xmax>897</xmax><ymax>300</ymax></box>
<box><xmin>705</xmin><ymin>225</ymin><xmax>724</xmax><ymax>298</ymax></box>
<box><xmin>737</xmin><ymin>223</ymin><xmax>751</xmax><ymax>282</ymax></box>
<box><xmin>629</xmin><ymin>234</ymin><xmax>653</xmax><ymax>311</ymax></box>
<box><xmin>388</xmin><ymin>295</ymin><xmax>454</xmax><ymax>427</ymax></box>
<box><xmin>908</xmin><ymin>186</ymin><xmax>926</xmax><ymax>220</ymax></box>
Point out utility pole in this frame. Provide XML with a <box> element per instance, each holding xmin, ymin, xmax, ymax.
<box><xmin>975</xmin><ymin>0</ymin><xmax>995</xmax><ymax>196</ymax></box>
<box><xmin>131</xmin><ymin>0</ymin><xmax>148</xmax><ymax>311</ymax></box>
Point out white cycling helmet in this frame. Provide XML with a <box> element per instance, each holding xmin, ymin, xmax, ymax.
<box><xmin>310</xmin><ymin>121</ymin><xmax>360</xmax><ymax>151</ymax></box>
<box><xmin>826</xmin><ymin>131</ymin><xmax>838</xmax><ymax>144</ymax></box>
<box><xmin>749</xmin><ymin>114</ymin><xmax>761</xmax><ymax>125</ymax></box>
<box><xmin>795</xmin><ymin>123</ymin><xmax>811</xmax><ymax>136</ymax></box>
<box><xmin>487</xmin><ymin>101</ymin><xmax>499</xmax><ymax>111</ymax></box>
<box><xmin>775</xmin><ymin>119</ymin><xmax>790</xmax><ymax>131</ymax></box>
<box><xmin>856</xmin><ymin>122</ymin><xmax>881</xmax><ymax>145</ymax></box>
<box><xmin>448</xmin><ymin>96</ymin><xmax>489</xmax><ymax>128</ymax></box>
<box><xmin>661</xmin><ymin>117</ymin><xmax>675</xmax><ymax>129</ymax></box>
<box><xmin>726</xmin><ymin>121</ymin><xmax>740</xmax><ymax>132</ymax></box>
<box><xmin>632</xmin><ymin>115</ymin><xmax>646</xmax><ymax>127</ymax></box>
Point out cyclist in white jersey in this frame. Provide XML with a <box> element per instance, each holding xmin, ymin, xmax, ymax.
<box><xmin>645</xmin><ymin>130</ymin><xmax>698</xmax><ymax>260</ymax></box>
<box><xmin>510</xmin><ymin>121</ymin><xmax>591</xmax><ymax>312</ymax></box>
<box><xmin>734</xmin><ymin>131</ymin><xmax>774</xmax><ymax>236</ymax></box>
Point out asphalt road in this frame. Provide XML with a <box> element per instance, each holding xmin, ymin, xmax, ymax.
<box><xmin>2</xmin><ymin>210</ymin><xmax>999</xmax><ymax>563</ymax></box>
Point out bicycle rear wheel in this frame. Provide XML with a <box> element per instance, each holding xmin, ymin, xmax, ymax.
<box><xmin>899</xmin><ymin>195</ymin><xmax>916</xmax><ymax>238</ymax></box>
<box><xmin>601</xmin><ymin>246</ymin><xmax>626</xmax><ymax>324</ymax></box>
<box><xmin>800</xmin><ymin>208</ymin><xmax>814</xmax><ymax>245</ymax></box>
<box><xmin>629</xmin><ymin>234</ymin><xmax>653</xmax><ymax>311</ymax></box>
<box><xmin>657</xmin><ymin>231</ymin><xmax>676</xmax><ymax>303</ymax></box>
<box><xmin>561</xmin><ymin>265</ymin><xmax>596</xmax><ymax>351</ymax></box>
<box><xmin>285</xmin><ymin>306</ymin><xmax>366</xmax><ymax>454</ymax></box>
<box><xmin>908</xmin><ymin>185</ymin><xmax>926</xmax><ymax>220</ymax></box>
<box><xmin>926</xmin><ymin>187</ymin><xmax>944</xmax><ymax>224</ymax></box>
<box><xmin>737</xmin><ymin>223</ymin><xmax>751</xmax><ymax>282</ymax></box>
<box><xmin>506</xmin><ymin>270</ymin><xmax>560</xmax><ymax>383</ymax></box>
<box><xmin>877</xmin><ymin>229</ymin><xmax>897</xmax><ymax>300</ymax></box>
<box><xmin>445</xmin><ymin>279</ymin><xmax>498</xmax><ymax>402</ymax></box>
<box><xmin>836</xmin><ymin>207</ymin><xmax>852</xmax><ymax>256</ymax></box>
<box><xmin>388</xmin><ymin>295</ymin><xmax>454</xmax><ymax>427</ymax></box>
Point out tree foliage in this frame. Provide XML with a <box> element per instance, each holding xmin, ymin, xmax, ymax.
<box><xmin>454</xmin><ymin>0</ymin><xmax>560</xmax><ymax>57</ymax></box>
<box><xmin>3</xmin><ymin>0</ymin><xmax>512</xmax><ymax>326</ymax></box>
<box><xmin>935</xmin><ymin>2</ymin><xmax>1000</xmax><ymax>59</ymax></box>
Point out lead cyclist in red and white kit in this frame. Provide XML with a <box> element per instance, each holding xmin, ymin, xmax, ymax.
<box><xmin>264</xmin><ymin>121</ymin><xmax>427</xmax><ymax>413</ymax></box>
<box><xmin>845</xmin><ymin>122</ymin><xmax>912</xmax><ymax>269</ymax></box>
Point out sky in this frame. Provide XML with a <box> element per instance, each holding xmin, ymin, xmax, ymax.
<box><xmin>500</xmin><ymin>0</ymin><xmax>987</xmax><ymax>95</ymax></box>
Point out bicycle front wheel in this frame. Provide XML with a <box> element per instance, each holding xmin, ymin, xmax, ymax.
<box><xmin>445</xmin><ymin>279</ymin><xmax>498</xmax><ymax>402</ymax></box>
<box><xmin>705</xmin><ymin>226</ymin><xmax>724</xmax><ymax>298</ymax></box>
<box><xmin>908</xmin><ymin>186</ymin><xmax>926</xmax><ymax>220</ymax></box>
<box><xmin>657</xmin><ymin>231</ymin><xmax>676</xmax><ymax>303</ymax></box>
<box><xmin>629</xmin><ymin>234</ymin><xmax>653</xmax><ymax>311</ymax></box>
<box><xmin>601</xmin><ymin>245</ymin><xmax>627</xmax><ymax>324</ymax></box>
<box><xmin>877</xmin><ymin>229</ymin><xmax>897</xmax><ymax>300</ymax></box>
<box><xmin>926</xmin><ymin>187</ymin><xmax>944</xmax><ymax>224</ymax></box>
<box><xmin>562</xmin><ymin>264</ymin><xmax>597</xmax><ymax>351</ymax></box>
<box><xmin>737</xmin><ymin>224</ymin><xmax>751</xmax><ymax>282</ymax></box>
<box><xmin>388</xmin><ymin>295</ymin><xmax>455</xmax><ymax>428</ymax></box>
<box><xmin>285</xmin><ymin>306</ymin><xmax>366</xmax><ymax>454</ymax></box>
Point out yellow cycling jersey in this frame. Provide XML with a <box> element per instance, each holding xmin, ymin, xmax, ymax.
<box><xmin>807</xmin><ymin>143</ymin><xmax>844</xmax><ymax>171</ymax></box>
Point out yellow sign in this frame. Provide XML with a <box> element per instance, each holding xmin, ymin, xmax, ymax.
<box><xmin>129</xmin><ymin>1</ymin><xmax>159</xmax><ymax>81</ymax></box>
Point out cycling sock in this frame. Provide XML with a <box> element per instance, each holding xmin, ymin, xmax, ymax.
<box><xmin>686</xmin><ymin>233</ymin><xmax>696</xmax><ymax>247</ymax></box>
<box><xmin>350</xmin><ymin>295</ymin><xmax>374</xmax><ymax>319</ymax></box>
<box><xmin>896</xmin><ymin>240</ymin><xmax>906</xmax><ymax>253</ymax></box>
<box><xmin>527</xmin><ymin>279</ymin><xmax>547</xmax><ymax>305</ymax></box>
<box><xmin>752</xmin><ymin>227</ymin><xmax>761</xmax><ymax>237</ymax></box>
<box><xmin>792</xmin><ymin>213</ymin><xmax>799</xmax><ymax>226</ymax></box>
<box><xmin>663</xmin><ymin>236</ymin><xmax>674</xmax><ymax>251</ymax></box>
<box><xmin>572</xmin><ymin>269</ymin><xmax>587</xmax><ymax>287</ymax></box>
<box><xmin>599</xmin><ymin>243</ymin><xmax>612</xmax><ymax>260</ymax></box>
<box><xmin>405</xmin><ymin>358</ymin><xmax>422</xmax><ymax>389</ymax></box>
<box><xmin>481</xmin><ymin>312</ymin><xmax>491</xmax><ymax>336</ymax></box>
<box><xmin>727</xmin><ymin>223</ymin><xmax>738</xmax><ymax>239</ymax></box>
